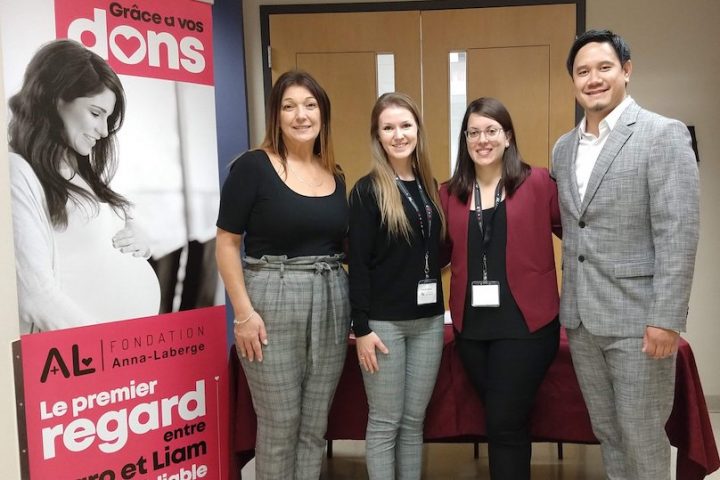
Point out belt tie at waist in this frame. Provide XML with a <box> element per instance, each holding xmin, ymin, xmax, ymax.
<box><xmin>244</xmin><ymin>254</ymin><xmax>346</xmax><ymax>371</ymax></box>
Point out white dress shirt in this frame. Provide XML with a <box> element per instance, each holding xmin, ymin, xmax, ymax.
<box><xmin>575</xmin><ymin>95</ymin><xmax>634</xmax><ymax>201</ymax></box>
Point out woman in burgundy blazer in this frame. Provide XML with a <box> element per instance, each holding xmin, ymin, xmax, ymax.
<box><xmin>439</xmin><ymin>97</ymin><xmax>561</xmax><ymax>479</ymax></box>
<box><xmin>440</xmin><ymin>159</ymin><xmax>562</xmax><ymax>335</ymax></box>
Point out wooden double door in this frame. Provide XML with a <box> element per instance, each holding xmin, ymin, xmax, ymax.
<box><xmin>269</xmin><ymin>4</ymin><xmax>576</xmax><ymax>181</ymax></box>
<box><xmin>268</xmin><ymin>4</ymin><xmax>577</xmax><ymax>290</ymax></box>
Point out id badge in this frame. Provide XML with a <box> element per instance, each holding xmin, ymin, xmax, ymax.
<box><xmin>417</xmin><ymin>279</ymin><xmax>438</xmax><ymax>305</ymax></box>
<box><xmin>471</xmin><ymin>281</ymin><xmax>500</xmax><ymax>307</ymax></box>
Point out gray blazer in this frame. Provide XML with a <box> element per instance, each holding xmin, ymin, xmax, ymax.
<box><xmin>551</xmin><ymin>100</ymin><xmax>699</xmax><ymax>337</ymax></box>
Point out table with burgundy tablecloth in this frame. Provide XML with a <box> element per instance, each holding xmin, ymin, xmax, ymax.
<box><xmin>231</xmin><ymin>327</ymin><xmax>719</xmax><ymax>479</ymax></box>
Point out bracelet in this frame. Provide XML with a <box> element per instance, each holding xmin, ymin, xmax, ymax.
<box><xmin>233</xmin><ymin>310</ymin><xmax>256</xmax><ymax>326</ymax></box>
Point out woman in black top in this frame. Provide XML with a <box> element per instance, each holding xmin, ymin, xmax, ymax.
<box><xmin>216</xmin><ymin>71</ymin><xmax>350</xmax><ymax>480</ymax></box>
<box><xmin>349</xmin><ymin>92</ymin><xmax>445</xmax><ymax>480</ymax></box>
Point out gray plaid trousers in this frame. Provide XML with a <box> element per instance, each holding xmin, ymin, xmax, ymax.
<box><xmin>241</xmin><ymin>254</ymin><xmax>350</xmax><ymax>480</ymax></box>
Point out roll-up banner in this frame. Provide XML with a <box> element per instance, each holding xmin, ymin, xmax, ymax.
<box><xmin>15</xmin><ymin>306</ymin><xmax>229</xmax><ymax>480</ymax></box>
<box><xmin>2</xmin><ymin>0</ymin><xmax>223</xmax><ymax>334</ymax></box>
<box><xmin>1</xmin><ymin>0</ymin><xmax>231</xmax><ymax>478</ymax></box>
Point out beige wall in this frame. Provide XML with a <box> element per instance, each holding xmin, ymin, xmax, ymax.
<box><xmin>0</xmin><ymin>27</ymin><xmax>23</xmax><ymax>479</ymax></box>
<box><xmin>243</xmin><ymin>0</ymin><xmax>720</xmax><ymax>401</ymax></box>
<box><xmin>586</xmin><ymin>0</ymin><xmax>720</xmax><ymax>405</ymax></box>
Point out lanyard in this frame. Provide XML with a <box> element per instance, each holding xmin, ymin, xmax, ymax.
<box><xmin>396</xmin><ymin>176</ymin><xmax>433</xmax><ymax>279</ymax></box>
<box><xmin>473</xmin><ymin>179</ymin><xmax>503</xmax><ymax>281</ymax></box>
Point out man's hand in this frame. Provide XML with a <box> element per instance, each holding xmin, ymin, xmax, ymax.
<box><xmin>642</xmin><ymin>326</ymin><xmax>679</xmax><ymax>359</ymax></box>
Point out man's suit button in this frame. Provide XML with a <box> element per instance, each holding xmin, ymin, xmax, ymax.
<box><xmin>579</xmin><ymin>220</ymin><xmax>586</xmax><ymax>228</ymax></box>
<box><xmin>578</xmin><ymin>255</ymin><xmax>585</xmax><ymax>262</ymax></box>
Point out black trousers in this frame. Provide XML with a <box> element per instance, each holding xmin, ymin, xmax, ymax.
<box><xmin>457</xmin><ymin>322</ymin><xmax>559</xmax><ymax>480</ymax></box>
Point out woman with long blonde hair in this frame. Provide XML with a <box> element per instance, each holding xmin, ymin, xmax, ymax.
<box><xmin>349</xmin><ymin>92</ymin><xmax>445</xmax><ymax>480</ymax></box>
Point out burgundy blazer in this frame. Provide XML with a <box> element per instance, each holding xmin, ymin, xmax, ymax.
<box><xmin>440</xmin><ymin>167</ymin><xmax>562</xmax><ymax>333</ymax></box>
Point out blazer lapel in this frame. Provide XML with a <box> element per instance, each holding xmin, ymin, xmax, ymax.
<box><xmin>566</xmin><ymin>134</ymin><xmax>582</xmax><ymax>213</ymax></box>
<box><xmin>554</xmin><ymin>132</ymin><xmax>583</xmax><ymax>213</ymax></box>
<box><xmin>580</xmin><ymin>102</ymin><xmax>640</xmax><ymax>214</ymax></box>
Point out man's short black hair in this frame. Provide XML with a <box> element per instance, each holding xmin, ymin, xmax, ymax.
<box><xmin>566</xmin><ymin>29</ymin><xmax>632</xmax><ymax>75</ymax></box>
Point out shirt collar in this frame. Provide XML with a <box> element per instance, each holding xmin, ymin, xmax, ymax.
<box><xmin>578</xmin><ymin>95</ymin><xmax>634</xmax><ymax>139</ymax></box>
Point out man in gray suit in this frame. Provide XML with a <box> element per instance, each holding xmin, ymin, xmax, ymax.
<box><xmin>551</xmin><ymin>30</ymin><xmax>699</xmax><ymax>479</ymax></box>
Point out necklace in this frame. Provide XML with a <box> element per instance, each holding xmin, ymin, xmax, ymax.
<box><xmin>288</xmin><ymin>163</ymin><xmax>324</xmax><ymax>187</ymax></box>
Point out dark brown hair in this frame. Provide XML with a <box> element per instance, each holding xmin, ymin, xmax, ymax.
<box><xmin>447</xmin><ymin>97</ymin><xmax>530</xmax><ymax>203</ymax></box>
<box><xmin>8</xmin><ymin>39</ymin><xmax>128</xmax><ymax>228</ymax></box>
<box><xmin>567</xmin><ymin>29</ymin><xmax>631</xmax><ymax>76</ymax></box>
<box><xmin>260</xmin><ymin>70</ymin><xmax>338</xmax><ymax>175</ymax></box>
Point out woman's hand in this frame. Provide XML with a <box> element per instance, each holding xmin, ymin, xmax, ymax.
<box><xmin>356</xmin><ymin>332</ymin><xmax>389</xmax><ymax>373</ymax></box>
<box><xmin>216</xmin><ymin>228</ymin><xmax>267</xmax><ymax>362</ymax></box>
<box><xmin>113</xmin><ymin>220</ymin><xmax>151</xmax><ymax>259</ymax></box>
<box><xmin>235</xmin><ymin>310</ymin><xmax>268</xmax><ymax>362</ymax></box>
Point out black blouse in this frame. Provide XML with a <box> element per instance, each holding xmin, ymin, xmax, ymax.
<box><xmin>216</xmin><ymin>149</ymin><xmax>347</xmax><ymax>258</ymax></box>
<box><xmin>349</xmin><ymin>175</ymin><xmax>444</xmax><ymax>336</ymax></box>
<box><xmin>462</xmin><ymin>202</ymin><xmax>539</xmax><ymax>340</ymax></box>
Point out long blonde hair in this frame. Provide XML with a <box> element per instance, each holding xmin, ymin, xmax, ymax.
<box><xmin>369</xmin><ymin>92</ymin><xmax>445</xmax><ymax>241</ymax></box>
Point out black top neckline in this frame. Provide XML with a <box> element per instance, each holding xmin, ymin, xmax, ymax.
<box><xmin>262</xmin><ymin>150</ymin><xmax>339</xmax><ymax>199</ymax></box>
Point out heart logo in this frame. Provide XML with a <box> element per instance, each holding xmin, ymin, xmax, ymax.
<box><xmin>109</xmin><ymin>30</ymin><xmax>146</xmax><ymax>64</ymax></box>
<box><xmin>81</xmin><ymin>357</ymin><xmax>93</xmax><ymax>367</ymax></box>
<box><xmin>214</xmin><ymin>376</ymin><xmax>220</xmax><ymax>381</ymax></box>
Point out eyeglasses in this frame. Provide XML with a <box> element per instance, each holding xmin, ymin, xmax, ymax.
<box><xmin>464</xmin><ymin>127</ymin><xmax>504</xmax><ymax>142</ymax></box>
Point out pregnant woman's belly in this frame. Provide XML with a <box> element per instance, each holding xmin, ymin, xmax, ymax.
<box><xmin>55</xmin><ymin>203</ymin><xmax>161</xmax><ymax>324</ymax></box>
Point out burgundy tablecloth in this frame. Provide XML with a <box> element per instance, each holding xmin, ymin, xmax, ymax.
<box><xmin>231</xmin><ymin>327</ymin><xmax>719</xmax><ymax>479</ymax></box>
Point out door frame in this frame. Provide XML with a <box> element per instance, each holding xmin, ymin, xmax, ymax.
<box><xmin>260</xmin><ymin>0</ymin><xmax>585</xmax><ymax>121</ymax></box>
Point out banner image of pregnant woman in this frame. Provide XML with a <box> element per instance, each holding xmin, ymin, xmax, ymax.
<box><xmin>1</xmin><ymin>0</ymin><xmax>222</xmax><ymax>334</ymax></box>
<box><xmin>15</xmin><ymin>306</ymin><xmax>229</xmax><ymax>480</ymax></box>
